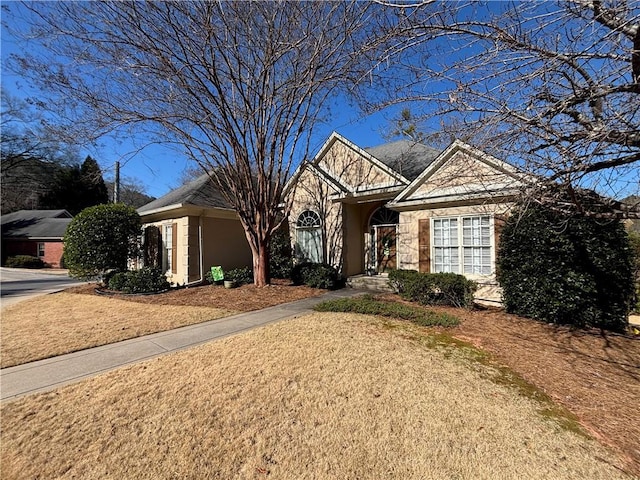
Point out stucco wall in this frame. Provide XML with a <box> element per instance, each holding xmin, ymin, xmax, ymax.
<box><xmin>342</xmin><ymin>203</ymin><xmax>365</xmax><ymax>276</ymax></box>
<box><xmin>143</xmin><ymin>217</ymin><xmax>189</xmax><ymax>285</ymax></box>
<box><xmin>143</xmin><ymin>215</ymin><xmax>252</xmax><ymax>285</ymax></box>
<box><xmin>201</xmin><ymin>216</ymin><xmax>253</xmax><ymax>273</ymax></box>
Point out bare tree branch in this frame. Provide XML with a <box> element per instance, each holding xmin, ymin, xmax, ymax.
<box><xmin>361</xmin><ymin>0</ymin><xmax>640</xmax><ymax>214</ymax></box>
<box><xmin>5</xmin><ymin>1</ymin><xmax>392</xmax><ymax>284</ymax></box>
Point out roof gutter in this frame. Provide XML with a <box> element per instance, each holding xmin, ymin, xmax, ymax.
<box><xmin>137</xmin><ymin>203</ymin><xmax>185</xmax><ymax>217</ymax></box>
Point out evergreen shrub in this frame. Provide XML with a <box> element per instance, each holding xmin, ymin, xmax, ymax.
<box><xmin>63</xmin><ymin>204</ymin><xmax>141</xmax><ymax>280</ymax></box>
<box><xmin>388</xmin><ymin>269</ymin><xmax>476</xmax><ymax>308</ymax></box>
<box><xmin>226</xmin><ymin>267</ymin><xmax>253</xmax><ymax>285</ymax></box>
<box><xmin>291</xmin><ymin>262</ymin><xmax>342</xmax><ymax>289</ymax></box>
<box><xmin>269</xmin><ymin>229</ymin><xmax>293</xmax><ymax>279</ymax></box>
<box><xmin>5</xmin><ymin>255</ymin><xmax>45</xmax><ymax>269</ymax></box>
<box><xmin>107</xmin><ymin>267</ymin><xmax>170</xmax><ymax>293</ymax></box>
<box><xmin>496</xmin><ymin>202</ymin><xmax>634</xmax><ymax>332</ymax></box>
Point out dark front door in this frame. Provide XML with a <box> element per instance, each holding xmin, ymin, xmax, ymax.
<box><xmin>376</xmin><ymin>225</ymin><xmax>397</xmax><ymax>273</ymax></box>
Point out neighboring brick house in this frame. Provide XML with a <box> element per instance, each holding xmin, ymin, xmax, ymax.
<box><xmin>284</xmin><ymin>132</ymin><xmax>529</xmax><ymax>303</ymax></box>
<box><xmin>1</xmin><ymin>209</ymin><xmax>72</xmax><ymax>268</ymax></box>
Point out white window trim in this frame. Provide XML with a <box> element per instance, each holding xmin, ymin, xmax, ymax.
<box><xmin>37</xmin><ymin>242</ymin><xmax>45</xmax><ymax>258</ymax></box>
<box><xmin>431</xmin><ymin>215</ymin><xmax>495</xmax><ymax>277</ymax></box>
<box><xmin>163</xmin><ymin>224</ymin><xmax>173</xmax><ymax>274</ymax></box>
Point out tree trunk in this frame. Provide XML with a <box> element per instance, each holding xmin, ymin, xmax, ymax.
<box><xmin>251</xmin><ymin>237</ymin><xmax>270</xmax><ymax>287</ymax></box>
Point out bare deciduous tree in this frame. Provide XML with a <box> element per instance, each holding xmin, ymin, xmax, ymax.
<box><xmin>5</xmin><ymin>1</ymin><xmax>387</xmax><ymax>285</ymax></box>
<box><xmin>367</xmin><ymin>0</ymin><xmax>640</xmax><ymax>216</ymax></box>
<box><xmin>1</xmin><ymin>91</ymin><xmax>82</xmax><ymax>213</ymax></box>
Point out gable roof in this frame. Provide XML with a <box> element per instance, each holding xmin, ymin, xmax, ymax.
<box><xmin>312</xmin><ymin>132</ymin><xmax>412</xmax><ymax>186</ymax></box>
<box><xmin>1</xmin><ymin>210</ymin><xmax>73</xmax><ymax>239</ymax></box>
<box><xmin>1</xmin><ymin>209</ymin><xmax>72</xmax><ymax>225</ymax></box>
<box><xmin>389</xmin><ymin>139</ymin><xmax>528</xmax><ymax>207</ymax></box>
<box><xmin>137</xmin><ymin>173</ymin><xmax>232</xmax><ymax>215</ymax></box>
<box><xmin>365</xmin><ymin>139</ymin><xmax>441</xmax><ymax>182</ymax></box>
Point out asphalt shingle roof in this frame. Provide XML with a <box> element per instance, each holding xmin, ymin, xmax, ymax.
<box><xmin>137</xmin><ymin>173</ymin><xmax>232</xmax><ymax>214</ymax></box>
<box><xmin>365</xmin><ymin>139</ymin><xmax>441</xmax><ymax>181</ymax></box>
<box><xmin>1</xmin><ymin>210</ymin><xmax>72</xmax><ymax>239</ymax></box>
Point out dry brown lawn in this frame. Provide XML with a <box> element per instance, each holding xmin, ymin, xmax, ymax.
<box><xmin>0</xmin><ymin>293</ymin><xmax>234</xmax><ymax>368</ymax></box>
<box><xmin>1</xmin><ymin>313</ymin><xmax>631</xmax><ymax>480</ymax></box>
<box><xmin>1</xmin><ymin>282</ymin><xmax>323</xmax><ymax>368</ymax></box>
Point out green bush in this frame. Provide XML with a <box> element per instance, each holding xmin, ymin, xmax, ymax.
<box><xmin>269</xmin><ymin>229</ymin><xmax>293</xmax><ymax>279</ymax></box>
<box><xmin>496</xmin><ymin>202</ymin><xmax>634</xmax><ymax>332</ymax></box>
<box><xmin>226</xmin><ymin>267</ymin><xmax>253</xmax><ymax>285</ymax></box>
<box><xmin>388</xmin><ymin>269</ymin><xmax>477</xmax><ymax>308</ymax></box>
<box><xmin>291</xmin><ymin>262</ymin><xmax>342</xmax><ymax>290</ymax></box>
<box><xmin>64</xmin><ymin>204</ymin><xmax>141</xmax><ymax>280</ymax></box>
<box><xmin>204</xmin><ymin>266</ymin><xmax>253</xmax><ymax>285</ymax></box>
<box><xmin>5</xmin><ymin>255</ymin><xmax>45</xmax><ymax>269</ymax></box>
<box><xmin>629</xmin><ymin>231</ymin><xmax>640</xmax><ymax>313</ymax></box>
<box><xmin>107</xmin><ymin>267</ymin><xmax>170</xmax><ymax>294</ymax></box>
<box><xmin>314</xmin><ymin>294</ymin><xmax>460</xmax><ymax>327</ymax></box>
<box><xmin>205</xmin><ymin>269</ymin><xmax>217</xmax><ymax>285</ymax></box>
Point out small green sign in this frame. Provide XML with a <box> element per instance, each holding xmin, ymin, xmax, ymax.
<box><xmin>211</xmin><ymin>266</ymin><xmax>224</xmax><ymax>281</ymax></box>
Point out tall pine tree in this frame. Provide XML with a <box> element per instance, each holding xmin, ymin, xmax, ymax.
<box><xmin>41</xmin><ymin>156</ymin><xmax>109</xmax><ymax>215</ymax></box>
<box><xmin>79</xmin><ymin>156</ymin><xmax>109</xmax><ymax>208</ymax></box>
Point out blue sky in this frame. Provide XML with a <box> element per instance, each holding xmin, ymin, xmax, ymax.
<box><xmin>4</xmin><ymin>2</ymin><xmax>635</xmax><ymax>201</ymax></box>
<box><xmin>1</xmin><ymin>7</ymin><xmax>406</xmax><ymax>199</ymax></box>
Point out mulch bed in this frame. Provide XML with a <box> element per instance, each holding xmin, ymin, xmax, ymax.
<box><xmin>66</xmin><ymin>279</ymin><xmax>325</xmax><ymax>312</ymax></box>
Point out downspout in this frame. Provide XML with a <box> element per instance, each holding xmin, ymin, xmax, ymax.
<box><xmin>185</xmin><ymin>213</ymin><xmax>204</xmax><ymax>287</ymax></box>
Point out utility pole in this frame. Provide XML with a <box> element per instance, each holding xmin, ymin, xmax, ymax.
<box><xmin>114</xmin><ymin>161</ymin><xmax>120</xmax><ymax>203</ymax></box>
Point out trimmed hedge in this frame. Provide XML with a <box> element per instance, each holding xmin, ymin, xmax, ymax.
<box><xmin>107</xmin><ymin>267</ymin><xmax>170</xmax><ymax>294</ymax></box>
<box><xmin>388</xmin><ymin>269</ymin><xmax>477</xmax><ymax>308</ymax></box>
<box><xmin>5</xmin><ymin>255</ymin><xmax>45</xmax><ymax>269</ymax></box>
<box><xmin>496</xmin><ymin>202</ymin><xmax>634</xmax><ymax>332</ymax></box>
<box><xmin>63</xmin><ymin>203</ymin><xmax>141</xmax><ymax>280</ymax></box>
<box><xmin>291</xmin><ymin>262</ymin><xmax>342</xmax><ymax>290</ymax></box>
<box><xmin>226</xmin><ymin>267</ymin><xmax>253</xmax><ymax>285</ymax></box>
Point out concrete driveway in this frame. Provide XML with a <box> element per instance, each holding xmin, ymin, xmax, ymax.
<box><xmin>0</xmin><ymin>267</ymin><xmax>85</xmax><ymax>308</ymax></box>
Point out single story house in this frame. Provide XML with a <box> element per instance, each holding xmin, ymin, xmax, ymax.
<box><xmin>1</xmin><ymin>209</ymin><xmax>73</xmax><ymax>268</ymax></box>
<box><xmin>285</xmin><ymin>132</ymin><xmax>529</xmax><ymax>302</ymax></box>
<box><xmin>137</xmin><ymin>173</ymin><xmax>253</xmax><ymax>286</ymax></box>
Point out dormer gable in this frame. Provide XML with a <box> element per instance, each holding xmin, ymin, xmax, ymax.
<box><xmin>389</xmin><ymin>140</ymin><xmax>529</xmax><ymax>209</ymax></box>
<box><xmin>312</xmin><ymin>132</ymin><xmax>410</xmax><ymax>193</ymax></box>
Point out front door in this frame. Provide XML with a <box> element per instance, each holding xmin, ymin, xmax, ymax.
<box><xmin>375</xmin><ymin>225</ymin><xmax>397</xmax><ymax>273</ymax></box>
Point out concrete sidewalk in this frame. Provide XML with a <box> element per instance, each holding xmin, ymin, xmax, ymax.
<box><xmin>0</xmin><ymin>288</ymin><xmax>364</xmax><ymax>402</ymax></box>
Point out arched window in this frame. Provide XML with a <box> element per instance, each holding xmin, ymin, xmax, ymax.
<box><xmin>296</xmin><ymin>210</ymin><xmax>322</xmax><ymax>263</ymax></box>
<box><xmin>369</xmin><ymin>206</ymin><xmax>399</xmax><ymax>227</ymax></box>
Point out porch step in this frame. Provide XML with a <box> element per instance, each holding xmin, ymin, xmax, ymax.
<box><xmin>347</xmin><ymin>274</ymin><xmax>395</xmax><ymax>292</ymax></box>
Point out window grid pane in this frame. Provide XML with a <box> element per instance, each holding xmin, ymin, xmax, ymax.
<box><xmin>297</xmin><ymin>227</ymin><xmax>322</xmax><ymax>263</ymax></box>
<box><xmin>436</xmin><ymin>215</ymin><xmax>492</xmax><ymax>275</ymax></box>
<box><xmin>461</xmin><ymin>215</ymin><xmax>491</xmax><ymax>274</ymax></box>
<box><xmin>164</xmin><ymin>225</ymin><xmax>173</xmax><ymax>271</ymax></box>
<box><xmin>434</xmin><ymin>218</ymin><xmax>459</xmax><ymax>273</ymax></box>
